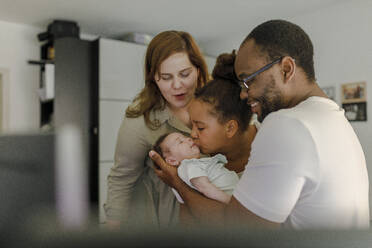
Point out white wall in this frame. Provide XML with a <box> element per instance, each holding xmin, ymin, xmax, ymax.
<box><xmin>206</xmin><ymin>0</ymin><xmax>372</xmax><ymax>217</ymax></box>
<box><xmin>0</xmin><ymin>20</ymin><xmax>41</xmax><ymax>133</ymax></box>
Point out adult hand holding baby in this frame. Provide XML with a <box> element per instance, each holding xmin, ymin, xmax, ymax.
<box><xmin>149</xmin><ymin>150</ymin><xmax>182</xmax><ymax>188</ymax></box>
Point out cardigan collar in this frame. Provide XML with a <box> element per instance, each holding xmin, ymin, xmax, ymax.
<box><xmin>152</xmin><ymin>106</ymin><xmax>191</xmax><ymax>134</ymax></box>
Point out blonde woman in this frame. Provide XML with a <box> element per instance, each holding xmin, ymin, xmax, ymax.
<box><xmin>104</xmin><ymin>31</ymin><xmax>209</xmax><ymax>229</ymax></box>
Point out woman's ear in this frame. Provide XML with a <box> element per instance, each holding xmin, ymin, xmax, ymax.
<box><xmin>165</xmin><ymin>157</ymin><xmax>180</xmax><ymax>166</ymax></box>
<box><xmin>225</xmin><ymin>120</ymin><xmax>239</xmax><ymax>138</ymax></box>
<box><xmin>281</xmin><ymin>56</ymin><xmax>296</xmax><ymax>83</ymax></box>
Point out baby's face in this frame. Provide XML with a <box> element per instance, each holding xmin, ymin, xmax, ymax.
<box><xmin>162</xmin><ymin>132</ymin><xmax>200</xmax><ymax>164</ymax></box>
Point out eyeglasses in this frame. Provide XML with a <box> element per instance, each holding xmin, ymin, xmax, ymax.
<box><xmin>236</xmin><ymin>57</ymin><xmax>283</xmax><ymax>89</ymax></box>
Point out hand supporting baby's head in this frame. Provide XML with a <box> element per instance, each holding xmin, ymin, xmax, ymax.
<box><xmin>153</xmin><ymin>132</ymin><xmax>201</xmax><ymax>166</ymax></box>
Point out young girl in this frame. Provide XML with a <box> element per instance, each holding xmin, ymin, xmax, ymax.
<box><xmin>189</xmin><ymin>51</ymin><xmax>259</xmax><ymax>176</ymax></box>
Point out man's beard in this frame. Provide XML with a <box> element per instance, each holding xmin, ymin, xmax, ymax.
<box><xmin>256</xmin><ymin>78</ymin><xmax>285</xmax><ymax>122</ymax></box>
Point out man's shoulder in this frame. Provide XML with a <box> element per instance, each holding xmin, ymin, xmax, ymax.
<box><xmin>262</xmin><ymin>100</ymin><xmax>322</xmax><ymax>132</ymax></box>
<box><xmin>261</xmin><ymin>110</ymin><xmax>306</xmax><ymax>132</ymax></box>
<box><xmin>272</xmin><ymin>96</ymin><xmax>340</xmax><ymax>121</ymax></box>
<box><xmin>255</xmin><ymin>111</ymin><xmax>315</xmax><ymax>154</ymax></box>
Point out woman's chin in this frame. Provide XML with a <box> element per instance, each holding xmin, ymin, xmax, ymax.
<box><xmin>176</xmin><ymin>94</ymin><xmax>194</xmax><ymax>107</ymax></box>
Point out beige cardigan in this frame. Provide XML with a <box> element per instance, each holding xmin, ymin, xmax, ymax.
<box><xmin>104</xmin><ymin>106</ymin><xmax>191</xmax><ymax>228</ymax></box>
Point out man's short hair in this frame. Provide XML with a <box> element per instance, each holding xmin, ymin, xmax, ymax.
<box><xmin>243</xmin><ymin>19</ymin><xmax>315</xmax><ymax>82</ymax></box>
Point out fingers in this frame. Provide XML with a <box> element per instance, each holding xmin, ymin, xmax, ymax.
<box><xmin>149</xmin><ymin>150</ymin><xmax>179</xmax><ymax>187</ymax></box>
<box><xmin>154</xmin><ymin>168</ymin><xmax>165</xmax><ymax>180</ymax></box>
<box><xmin>152</xmin><ymin>160</ymin><xmax>165</xmax><ymax>181</ymax></box>
<box><xmin>153</xmin><ymin>166</ymin><xmax>161</xmax><ymax>176</ymax></box>
<box><xmin>149</xmin><ymin>150</ymin><xmax>167</xmax><ymax>170</ymax></box>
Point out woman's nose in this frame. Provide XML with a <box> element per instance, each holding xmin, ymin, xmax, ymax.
<box><xmin>172</xmin><ymin>77</ymin><xmax>182</xmax><ymax>89</ymax></box>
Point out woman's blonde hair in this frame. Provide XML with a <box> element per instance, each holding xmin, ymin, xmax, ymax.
<box><xmin>125</xmin><ymin>30</ymin><xmax>209</xmax><ymax>130</ymax></box>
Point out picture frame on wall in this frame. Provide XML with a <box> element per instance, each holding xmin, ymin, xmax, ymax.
<box><xmin>341</xmin><ymin>81</ymin><xmax>366</xmax><ymax>103</ymax></box>
<box><xmin>342</xmin><ymin>102</ymin><xmax>367</xmax><ymax>121</ymax></box>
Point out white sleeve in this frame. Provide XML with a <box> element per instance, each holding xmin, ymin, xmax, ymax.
<box><xmin>233</xmin><ymin>113</ymin><xmax>319</xmax><ymax>223</ymax></box>
<box><xmin>249</xmin><ymin>113</ymin><xmax>261</xmax><ymax>130</ymax></box>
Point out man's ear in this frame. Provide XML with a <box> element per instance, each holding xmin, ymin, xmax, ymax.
<box><xmin>281</xmin><ymin>56</ymin><xmax>296</xmax><ymax>83</ymax></box>
<box><xmin>225</xmin><ymin>119</ymin><xmax>239</xmax><ymax>138</ymax></box>
<box><xmin>165</xmin><ymin>157</ymin><xmax>180</xmax><ymax>166</ymax></box>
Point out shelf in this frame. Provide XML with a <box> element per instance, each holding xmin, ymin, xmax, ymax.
<box><xmin>28</xmin><ymin>59</ymin><xmax>54</xmax><ymax>65</ymax></box>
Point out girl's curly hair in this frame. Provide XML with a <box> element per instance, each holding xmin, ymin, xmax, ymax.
<box><xmin>194</xmin><ymin>51</ymin><xmax>252</xmax><ymax>132</ymax></box>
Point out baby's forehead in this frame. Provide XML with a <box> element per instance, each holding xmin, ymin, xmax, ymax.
<box><xmin>166</xmin><ymin>132</ymin><xmax>185</xmax><ymax>142</ymax></box>
<box><xmin>161</xmin><ymin>133</ymin><xmax>184</xmax><ymax>154</ymax></box>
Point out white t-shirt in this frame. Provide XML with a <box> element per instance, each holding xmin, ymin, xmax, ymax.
<box><xmin>249</xmin><ymin>113</ymin><xmax>261</xmax><ymax>130</ymax></box>
<box><xmin>173</xmin><ymin>154</ymin><xmax>239</xmax><ymax>203</ymax></box>
<box><xmin>234</xmin><ymin>96</ymin><xmax>370</xmax><ymax>230</ymax></box>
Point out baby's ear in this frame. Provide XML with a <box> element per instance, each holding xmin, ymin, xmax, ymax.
<box><xmin>165</xmin><ymin>157</ymin><xmax>180</xmax><ymax>166</ymax></box>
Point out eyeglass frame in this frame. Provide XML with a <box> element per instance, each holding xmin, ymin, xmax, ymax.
<box><xmin>235</xmin><ymin>56</ymin><xmax>284</xmax><ymax>89</ymax></box>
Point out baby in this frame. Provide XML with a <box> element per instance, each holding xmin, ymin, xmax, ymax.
<box><xmin>153</xmin><ymin>132</ymin><xmax>239</xmax><ymax>204</ymax></box>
